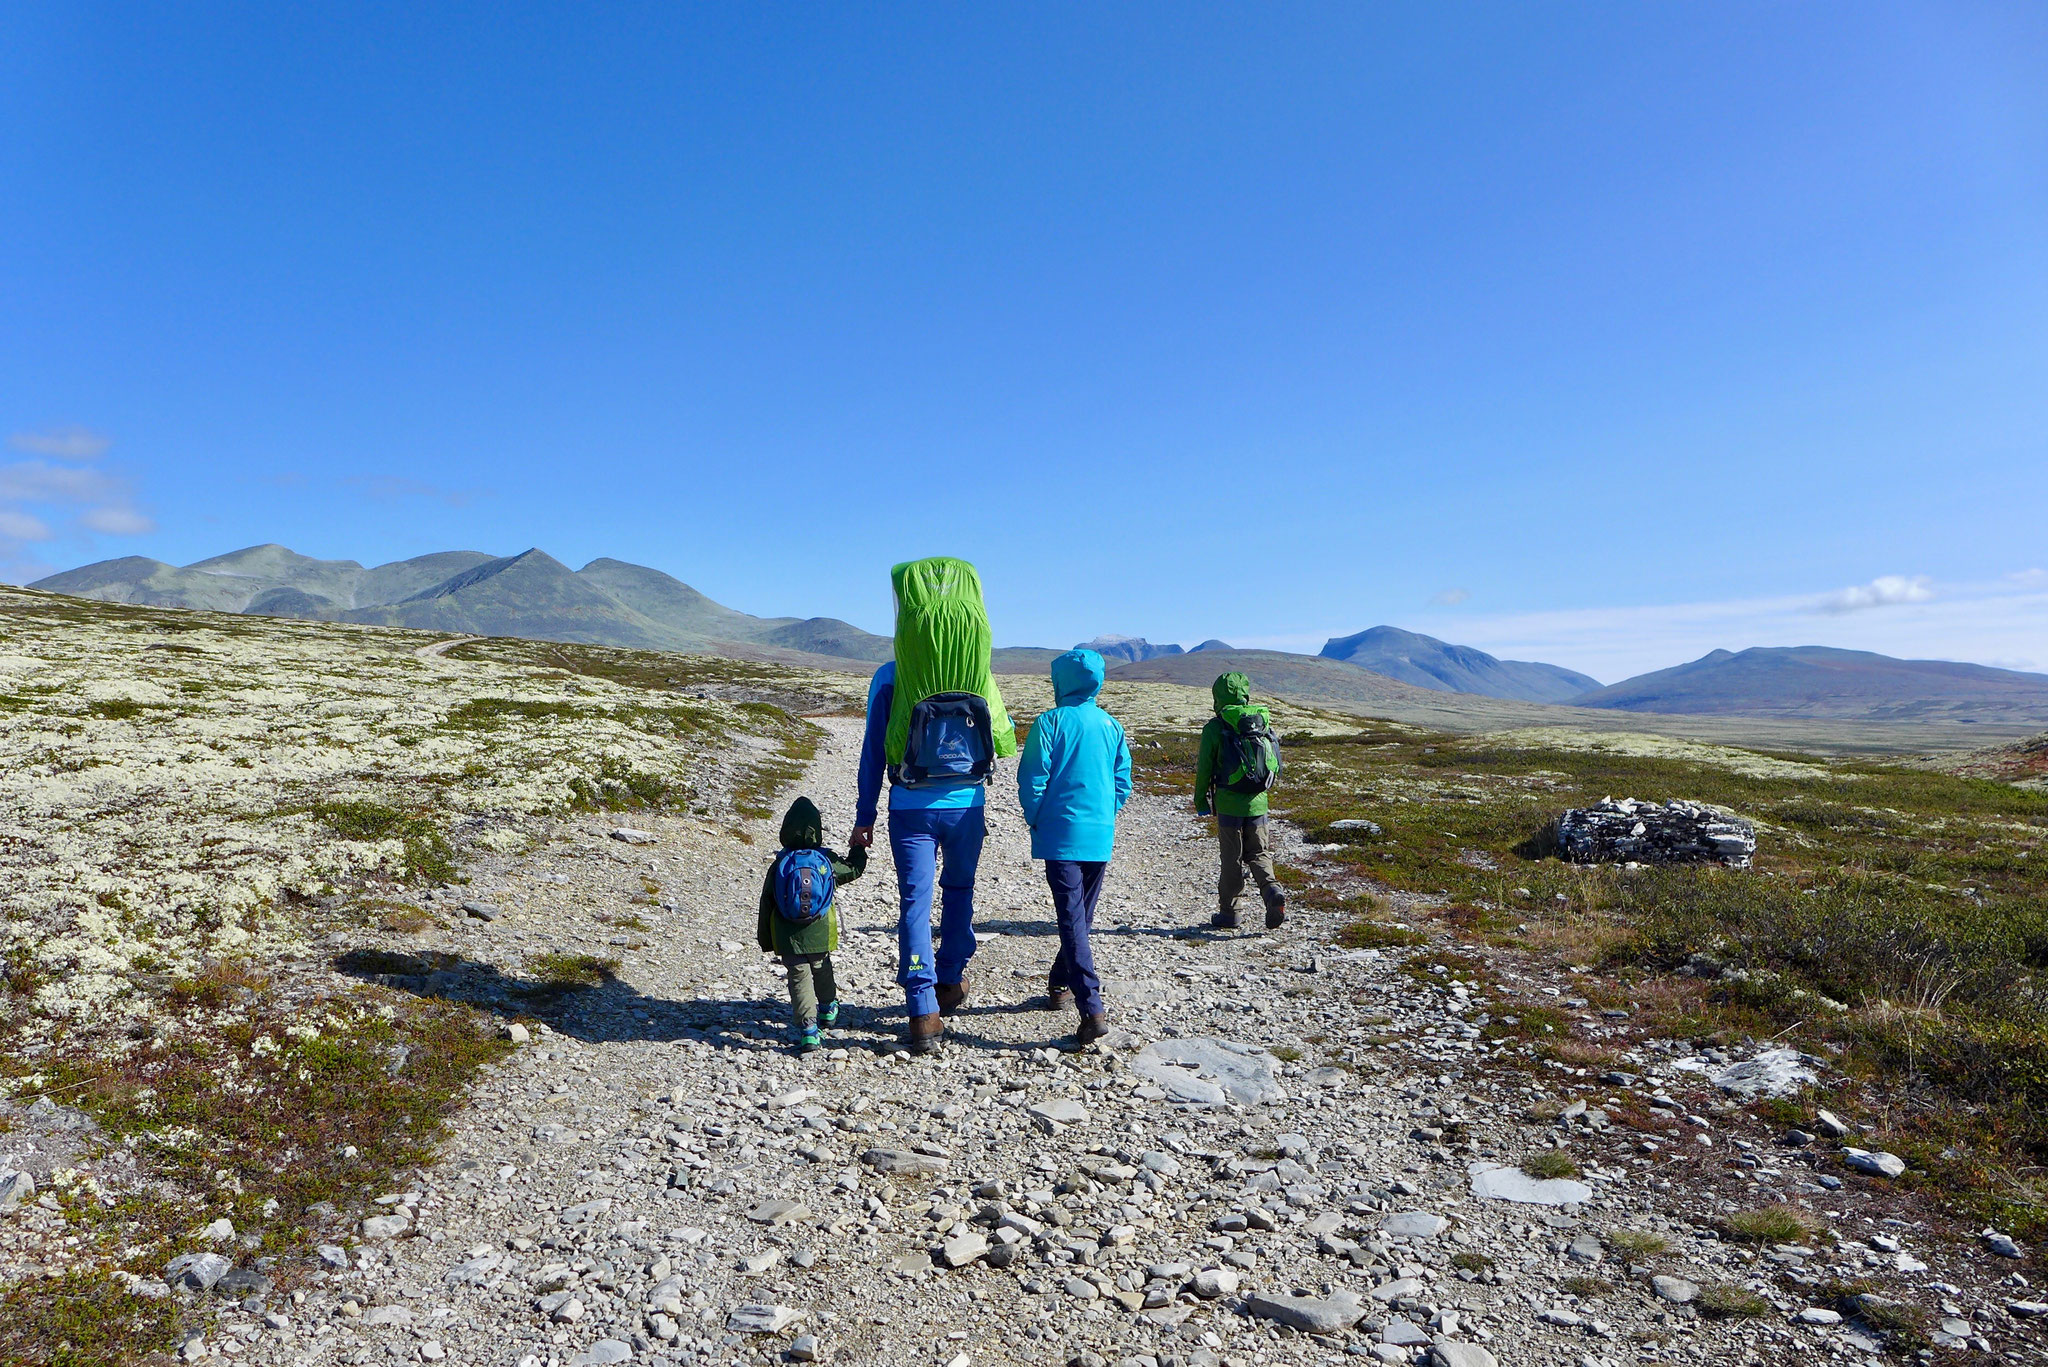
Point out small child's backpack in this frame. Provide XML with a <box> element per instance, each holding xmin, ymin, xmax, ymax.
<box><xmin>895</xmin><ymin>691</ymin><xmax>995</xmax><ymax>788</ymax></box>
<box><xmin>1217</xmin><ymin>708</ymin><xmax>1281</xmax><ymax>795</ymax></box>
<box><xmin>771</xmin><ymin>848</ymin><xmax>837</xmax><ymax>925</ymax></box>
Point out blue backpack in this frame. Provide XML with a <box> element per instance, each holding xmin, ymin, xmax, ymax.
<box><xmin>772</xmin><ymin>848</ymin><xmax>836</xmax><ymax>925</ymax></box>
<box><xmin>896</xmin><ymin>691</ymin><xmax>995</xmax><ymax>788</ymax></box>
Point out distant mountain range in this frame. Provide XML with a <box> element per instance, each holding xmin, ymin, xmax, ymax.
<box><xmin>1318</xmin><ymin>625</ymin><xmax>1601</xmax><ymax>703</ymax></box>
<box><xmin>31</xmin><ymin>545</ymin><xmax>894</xmax><ymax>663</ymax></box>
<box><xmin>1570</xmin><ymin>646</ymin><xmax>2048</xmax><ymax>722</ymax></box>
<box><xmin>31</xmin><ymin>547</ymin><xmax>2048</xmax><ymax>726</ymax></box>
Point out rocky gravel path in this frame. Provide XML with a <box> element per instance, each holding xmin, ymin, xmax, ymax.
<box><xmin>221</xmin><ymin>718</ymin><xmax>2045</xmax><ymax>1367</ymax></box>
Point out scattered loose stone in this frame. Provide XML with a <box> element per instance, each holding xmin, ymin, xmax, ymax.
<box><xmin>1430</xmin><ymin>1346</ymin><xmax>1498</xmax><ymax>1367</ymax></box>
<box><xmin>165</xmin><ymin>1252</ymin><xmax>231</xmax><ymax>1291</ymax></box>
<box><xmin>359</xmin><ymin>1213</ymin><xmax>411</xmax><ymax>1240</ymax></box>
<box><xmin>610</xmin><ymin>827</ymin><xmax>657</xmax><ymax>845</ymax></box>
<box><xmin>1843</xmin><ymin>1148</ymin><xmax>1907</xmax><ymax>1178</ymax></box>
<box><xmin>1243</xmin><ymin>1288</ymin><xmax>1367</xmax><ymax>1334</ymax></box>
<box><xmin>728</xmin><ymin>1303</ymin><xmax>800</xmax><ymax>1334</ymax></box>
<box><xmin>1651</xmin><ymin>1276</ymin><xmax>1699</xmax><ymax>1305</ymax></box>
<box><xmin>1467</xmin><ymin>1162</ymin><xmax>1591</xmax><ymax>1206</ymax></box>
<box><xmin>1381</xmin><ymin>1211</ymin><xmax>1449</xmax><ymax>1239</ymax></box>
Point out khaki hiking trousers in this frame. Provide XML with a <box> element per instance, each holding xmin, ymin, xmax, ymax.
<box><xmin>1218</xmin><ymin>815</ymin><xmax>1285</xmax><ymax>916</ymax></box>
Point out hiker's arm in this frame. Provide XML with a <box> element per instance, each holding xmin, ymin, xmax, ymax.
<box><xmin>986</xmin><ymin>675</ymin><xmax>1017</xmax><ymax>759</ymax></box>
<box><xmin>756</xmin><ymin>869</ymin><xmax>777</xmax><ymax>952</ymax></box>
<box><xmin>831</xmin><ymin>843</ymin><xmax>868</xmax><ymax>884</ymax></box>
<box><xmin>1113</xmin><ymin>724</ymin><xmax>1132</xmax><ymax>812</ymax></box>
<box><xmin>852</xmin><ymin>672</ymin><xmax>892</xmax><ymax>838</ymax></box>
<box><xmin>1015</xmin><ymin>715</ymin><xmax>1050</xmax><ymax>827</ymax></box>
<box><xmin>1193</xmin><ymin>722</ymin><xmax>1217</xmax><ymax>816</ymax></box>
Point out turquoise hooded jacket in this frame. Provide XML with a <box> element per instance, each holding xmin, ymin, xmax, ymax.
<box><xmin>1016</xmin><ymin>650</ymin><xmax>1133</xmax><ymax>862</ymax></box>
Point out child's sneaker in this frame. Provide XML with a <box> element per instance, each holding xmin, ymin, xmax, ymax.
<box><xmin>794</xmin><ymin>1024</ymin><xmax>822</xmax><ymax>1054</ymax></box>
<box><xmin>819</xmin><ymin>1000</ymin><xmax>839</xmax><ymax>1028</ymax></box>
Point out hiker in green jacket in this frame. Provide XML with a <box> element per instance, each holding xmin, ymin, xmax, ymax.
<box><xmin>757</xmin><ymin>796</ymin><xmax>867</xmax><ymax>1053</ymax></box>
<box><xmin>1193</xmin><ymin>672</ymin><xmax>1287</xmax><ymax>930</ymax></box>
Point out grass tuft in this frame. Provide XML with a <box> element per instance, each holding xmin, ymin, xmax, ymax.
<box><xmin>1522</xmin><ymin>1149</ymin><xmax>1581</xmax><ymax>1180</ymax></box>
<box><xmin>1724</xmin><ymin>1203</ymin><xmax>1815</xmax><ymax>1244</ymax></box>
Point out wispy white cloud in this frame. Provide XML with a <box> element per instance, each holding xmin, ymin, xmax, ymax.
<box><xmin>0</xmin><ymin>510</ymin><xmax>54</xmax><ymax>541</ymax></box>
<box><xmin>8</xmin><ymin>426</ymin><xmax>111</xmax><ymax>460</ymax></box>
<box><xmin>1814</xmin><ymin>574</ymin><xmax>1934</xmax><ymax>614</ymax></box>
<box><xmin>79</xmin><ymin>506</ymin><xmax>157</xmax><ymax>536</ymax></box>
<box><xmin>0</xmin><ymin>459</ymin><xmax>120</xmax><ymax>504</ymax></box>
<box><xmin>1427</xmin><ymin>587</ymin><xmax>1471</xmax><ymax>607</ymax></box>
<box><xmin>1</xmin><ymin>435</ymin><xmax>155</xmax><ymax>584</ymax></box>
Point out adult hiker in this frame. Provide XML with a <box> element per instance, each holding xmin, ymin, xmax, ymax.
<box><xmin>1015</xmin><ymin>648</ymin><xmax>1132</xmax><ymax>1046</ymax></box>
<box><xmin>1193</xmin><ymin>670</ymin><xmax>1287</xmax><ymax>930</ymax></box>
<box><xmin>851</xmin><ymin>557</ymin><xmax>1017</xmax><ymax>1054</ymax></box>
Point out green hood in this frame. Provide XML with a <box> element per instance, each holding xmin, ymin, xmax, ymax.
<box><xmin>884</xmin><ymin>556</ymin><xmax>1017</xmax><ymax>765</ymax></box>
<box><xmin>779</xmin><ymin>796</ymin><xmax>823</xmax><ymax>850</ymax></box>
<box><xmin>1212</xmin><ymin>671</ymin><xmax>1252</xmax><ymax>714</ymax></box>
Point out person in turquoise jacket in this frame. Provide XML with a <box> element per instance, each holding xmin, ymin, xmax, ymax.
<box><xmin>1016</xmin><ymin>649</ymin><xmax>1132</xmax><ymax>1044</ymax></box>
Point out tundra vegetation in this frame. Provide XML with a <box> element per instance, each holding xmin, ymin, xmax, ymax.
<box><xmin>1132</xmin><ymin>718</ymin><xmax>2048</xmax><ymax>1237</ymax></box>
<box><xmin>0</xmin><ymin>589</ymin><xmax>829</xmax><ymax>1362</ymax></box>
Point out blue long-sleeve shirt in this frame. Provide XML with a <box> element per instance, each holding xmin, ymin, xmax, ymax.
<box><xmin>854</xmin><ymin>661</ymin><xmax>986</xmax><ymax>829</ymax></box>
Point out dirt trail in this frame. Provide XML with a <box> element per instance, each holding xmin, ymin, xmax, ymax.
<box><xmin>265</xmin><ymin>717</ymin><xmax>2039</xmax><ymax>1367</ymax></box>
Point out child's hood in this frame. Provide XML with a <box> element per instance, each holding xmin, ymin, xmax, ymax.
<box><xmin>1049</xmin><ymin>649</ymin><xmax>1106</xmax><ymax>706</ymax></box>
<box><xmin>1211</xmin><ymin>671</ymin><xmax>1252</xmax><ymax>714</ymax></box>
<box><xmin>779</xmin><ymin>796</ymin><xmax>824</xmax><ymax>850</ymax></box>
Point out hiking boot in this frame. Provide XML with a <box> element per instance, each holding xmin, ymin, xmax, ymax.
<box><xmin>934</xmin><ymin>978</ymin><xmax>969</xmax><ymax>1016</ymax></box>
<box><xmin>794</xmin><ymin>1024</ymin><xmax>822</xmax><ymax>1054</ymax></box>
<box><xmin>905</xmin><ymin>1012</ymin><xmax>944</xmax><ymax>1055</ymax></box>
<box><xmin>1264</xmin><ymin>895</ymin><xmax>1288</xmax><ymax>930</ymax></box>
<box><xmin>819</xmin><ymin>1000</ymin><xmax>839</xmax><ymax>1029</ymax></box>
<box><xmin>1046</xmin><ymin>976</ymin><xmax>1072</xmax><ymax>1013</ymax></box>
<box><xmin>1209</xmin><ymin>909</ymin><xmax>1240</xmax><ymax>930</ymax></box>
<box><xmin>1075</xmin><ymin>1013</ymin><xmax>1110</xmax><ymax>1046</ymax></box>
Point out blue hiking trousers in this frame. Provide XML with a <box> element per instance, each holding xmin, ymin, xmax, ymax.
<box><xmin>1043</xmin><ymin>858</ymin><xmax>1107</xmax><ymax>1018</ymax></box>
<box><xmin>888</xmin><ymin>804</ymin><xmax>986</xmax><ymax>1017</ymax></box>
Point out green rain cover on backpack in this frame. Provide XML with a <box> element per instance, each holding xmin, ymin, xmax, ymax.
<box><xmin>884</xmin><ymin>557</ymin><xmax>1018</xmax><ymax>767</ymax></box>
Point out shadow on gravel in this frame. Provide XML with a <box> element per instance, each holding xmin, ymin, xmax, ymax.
<box><xmin>331</xmin><ymin>949</ymin><xmax>1071</xmax><ymax>1055</ymax></box>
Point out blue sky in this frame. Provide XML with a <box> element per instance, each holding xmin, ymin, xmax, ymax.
<box><xmin>4</xmin><ymin>3</ymin><xmax>2045</xmax><ymax>681</ymax></box>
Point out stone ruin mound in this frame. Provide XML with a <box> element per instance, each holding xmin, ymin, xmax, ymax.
<box><xmin>1554</xmin><ymin>797</ymin><xmax>1756</xmax><ymax>868</ymax></box>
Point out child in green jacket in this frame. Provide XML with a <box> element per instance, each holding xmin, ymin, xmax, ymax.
<box><xmin>757</xmin><ymin>796</ymin><xmax>867</xmax><ymax>1053</ymax></box>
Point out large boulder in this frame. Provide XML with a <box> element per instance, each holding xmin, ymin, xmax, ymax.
<box><xmin>1554</xmin><ymin>798</ymin><xmax>1755</xmax><ymax>868</ymax></box>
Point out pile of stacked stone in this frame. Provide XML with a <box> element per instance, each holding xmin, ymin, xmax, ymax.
<box><xmin>1555</xmin><ymin>797</ymin><xmax>1756</xmax><ymax>868</ymax></box>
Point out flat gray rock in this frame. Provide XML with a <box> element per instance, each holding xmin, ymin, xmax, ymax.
<box><xmin>1467</xmin><ymin>1162</ymin><xmax>1591</xmax><ymax>1206</ymax></box>
<box><xmin>1843</xmin><ymin>1148</ymin><xmax>1906</xmax><ymax>1178</ymax></box>
<box><xmin>568</xmin><ymin>1341</ymin><xmax>632</xmax><ymax>1367</ymax></box>
<box><xmin>1243</xmin><ymin>1288</ymin><xmax>1367</xmax><ymax>1334</ymax></box>
<box><xmin>727</xmin><ymin>1303</ymin><xmax>799</xmax><ymax>1333</ymax></box>
<box><xmin>1430</xmin><ymin>1345</ymin><xmax>1498</xmax><ymax>1367</ymax></box>
<box><xmin>1652</xmin><ymin>1275</ymin><xmax>1699</xmax><ymax>1304</ymax></box>
<box><xmin>1675</xmin><ymin>1046</ymin><xmax>1816</xmax><ymax>1099</ymax></box>
<box><xmin>940</xmin><ymin>1231</ymin><xmax>988</xmax><ymax>1267</ymax></box>
<box><xmin>747</xmin><ymin>1198</ymin><xmax>808</xmax><ymax>1226</ymax></box>
<box><xmin>0</xmin><ymin>1170</ymin><xmax>34</xmax><ymax>1212</ymax></box>
<box><xmin>1381</xmin><ymin>1210</ymin><xmax>1448</xmax><ymax>1238</ymax></box>
<box><xmin>1369</xmin><ymin>1277</ymin><xmax>1424</xmax><ymax>1302</ymax></box>
<box><xmin>1027</xmin><ymin>1098</ymin><xmax>1088</xmax><ymax>1129</ymax></box>
<box><xmin>1130</xmin><ymin>1038</ymin><xmax>1285</xmax><ymax>1107</ymax></box>
<box><xmin>861</xmin><ymin>1148</ymin><xmax>948</xmax><ymax>1176</ymax></box>
<box><xmin>359</xmin><ymin>1213</ymin><xmax>411</xmax><ymax>1240</ymax></box>
<box><xmin>165</xmin><ymin>1252</ymin><xmax>231</xmax><ymax>1291</ymax></box>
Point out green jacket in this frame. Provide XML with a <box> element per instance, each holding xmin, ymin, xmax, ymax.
<box><xmin>756</xmin><ymin>797</ymin><xmax>867</xmax><ymax>956</ymax></box>
<box><xmin>1194</xmin><ymin>671</ymin><xmax>1274</xmax><ymax>819</ymax></box>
